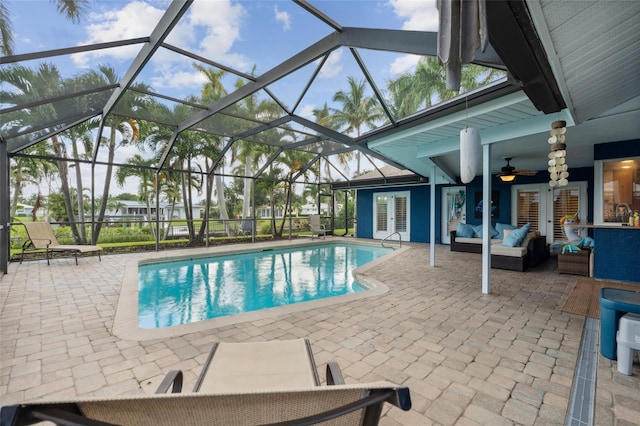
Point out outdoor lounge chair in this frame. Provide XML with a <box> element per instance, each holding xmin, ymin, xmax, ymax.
<box><xmin>0</xmin><ymin>339</ymin><xmax>411</xmax><ymax>426</ymax></box>
<box><xmin>20</xmin><ymin>221</ymin><xmax>102</xmax><ymax>265</ymax></box>
<box><xmin>309</xmin><ymin>214</ymin><xmax>326</xmax><ymax>240</ymax></box>
<box><xmin>240</xmin><ymin>218</ymin><xmax>254</xmax><ymax>236</ymax></box>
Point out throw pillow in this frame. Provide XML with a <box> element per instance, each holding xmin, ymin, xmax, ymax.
<box><xmin>495</xmin><ymin>223</ymin><xmax>517</xmax><ymax>240</ymax></box>
<box><xmin>502</xmin><ymin>223</ymin><xmax>531</xmax><ymax>247</ymax></box>
<box><xmin>456</xmin><ymin>222</ymin><xmax>475</xmax><ymax>238</ymax></box>
<box><xmin>490</xmin><ymin>226</ymin><xmax>500</xmax><ymax>239</ymax></box>
<box><xmin>472</xmin><ymin>224</ymin><xmax>499</xmax><ymax>238</ymax></box>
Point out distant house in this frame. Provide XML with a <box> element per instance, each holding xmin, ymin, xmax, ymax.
<box><xmin>104</xmin><ymin>200</ymin><xmax>198</xmax><ymax>222</ymax></box>
<box><xmin>300</xmin><ymin>203</ymin><xmax>330</xmax><ymax>216</ymax></box>
<box><xmin>14</xmin><ymin>203</ymin><xmax>34</xmax><ymax>217</ymax></box>
<box><xmin>256</xmin><ymin>206</ymin><xmax>285</xmax><ymax>219</ymax></box>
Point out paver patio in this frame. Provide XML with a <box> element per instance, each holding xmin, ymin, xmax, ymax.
<box><xmin>1</xmin><ymin>239</ymin><xmax>638</xmax><ymax>425</ymax></box>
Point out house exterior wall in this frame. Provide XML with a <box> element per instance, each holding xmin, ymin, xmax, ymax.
<box><xmin>356</xmin><ymin>185</ymin><xmax>436</xmax><ymax>243</ymax></box>
<box><xmin>460</xmin><ymin>166</ymin><xmax>594</xmax><ymax>227</ymax></box>
<box><xmin>593</xmin><ymin>139</ymin><xmax>640</xmax><ymax>282</ymax></box>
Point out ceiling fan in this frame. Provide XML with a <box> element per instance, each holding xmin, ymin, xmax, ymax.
<box><xmin>497</xmin><ymin>157</ymin><xmax>537</xmax><ymax>182</ymax></box>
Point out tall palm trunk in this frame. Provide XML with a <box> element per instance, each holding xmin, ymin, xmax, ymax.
<box><xmin>93</xmin><ymin>127</ymin><xmax>115</xmax><ymax>242</ymax></box>
<box><xmin>277</xmin><ymin>178</ymin><xmax>293</xmax><ymax>237</ymax></box>
<box><xmin>70</xmin><ymin>140</ymin><xmax>86</xmax><ymax>241</ymax></box>
<box><xmin>52</xmin><ymin>135</ymin><xmax>81</xmax><ymax>243</ymax></box>
<box><xmin>215</xmin><ymin>174</ymin><xmax>231</xmax><ymax>236</ymax></box>
<box><xmin>197</xmin><ymin>161</ymin><xmax>214</xmax><ymax>241</ymax></box>
<box><xmin>242</xmin><ymin>157</ymin><xmax>252</xmax><ymax>219</ymax></box>
<box><xmin>10</xmin><ymin>173</ymin><xmax>22</xmax><ymax>218</ymax></box>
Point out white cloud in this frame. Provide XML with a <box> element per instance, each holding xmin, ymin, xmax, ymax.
<box><xmin>71</xmin><ymin>0</ymin><xmax>251</xmax><ymax>85</ymax></box>
<box><xmin>298</xmin><ymin>103</ymin><xmax>317</xmax><ymax>121</ymax></box>
<box><xmin>150</xmin><ymin>69</ymin><xmax>207</xmax><ymax>90</ymax></box>
<box><xmin>71</xmin><ymin>1</ymin><xmax>165</xmax><ymax>68</ymax></box>
<box><xmin>384</xmin><ymin>1</ymin><xmax>438</xmax><ymax>78</ymax></box>
<box><xmin>274</xmin><ymin>5</ymin><xmax>291</xmax><ymax>30</ymax></box>
<box><xmin>389</xmin><ymin>54</ymin><xmax>422</xmax><ymax>76</ymax></box>
<box><xmin>387</xmin><ymin>0</ymin><xmax>439</xmax><ymax>31</ymax></box>
<box><xmin>183</xmin><ymin>0</ymin><xmax>249</xmax><ymax>71</ymax></box>
<box><xmin>319</xmin><ymin>49</ymin><xmax>343</xmax><ymax>79</ymax></box>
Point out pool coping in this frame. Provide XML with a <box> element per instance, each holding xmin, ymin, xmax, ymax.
<box><xmin>112</xmin><ymin>238</ymin><xmax>408</xmax><ymax>341</ymax></box>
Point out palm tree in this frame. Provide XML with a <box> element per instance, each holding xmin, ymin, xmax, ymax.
<box><xmin>387</xmin><ymin>57</ymin><xmax>448</xmax><ymax>118</ymax></box>
<box><xmin>8</xmin><ymin>144</ymin><xmax>54</xmax><ymax>218</ymax></box>
<box><xmin>60</xmin><ymin>118</ymin><xmax>98</xmax><ymax>241</ymax></box>
<box><xmin>1</xmin><ymin>0</ymin><xmax>88</xmax><ymax>55</ymax></box>
<box><xmin>89</xmin><ymin>65</ymin><xmax>149</xmax><ymax>242</ymax></box>
<box><xmin>331</xmin><ymin>77</ymin><xmax>384</xmax><ymax>176</ymax></box>
<box><xmin>386</xmin><ymin>57</ymin><xmax>506</xmax><ymax>118</ymax></box>
<box><xmin>0</xmin><ymin>63</ymin><xmax>86</xmax><ymax>240</ymax></box>
<box><xmin>274</xmin><ymin>149</ymin><xmax>314</xmax><ymax>237</ymax></box>
<box><xmin>229</xmin><ymin>70</ymin><xmax>284</xmax><ymax>223</ymax></box>
<box><xmin>143</xmin><ymin>98</ymin><xmax>220</xmax><ymax>242</ymax></box>
<box><xmin>192</xmin><ymin>64</ymin><xmax>236</xmax><ymax>236</ymax></box>
<box><xmin>311</xmin><ymin>102</ymin><xmax>352</xmax><ymax>183</ymax></box>
<box><xmin>115</xmin><ymin>155</ymin><xmax>161</xmax><ymax>239</ymax></box>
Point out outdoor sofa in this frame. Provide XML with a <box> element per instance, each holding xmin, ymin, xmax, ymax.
<box><xmin>450</xmin><ymin>224</ymin><xmax>549</xmax><ymax>272</ymax></box>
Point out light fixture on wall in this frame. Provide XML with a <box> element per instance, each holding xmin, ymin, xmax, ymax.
<box><xmin>548</xmin><ymin>120</ymin><xmax>569</xmax><ymax>187</ymax></box>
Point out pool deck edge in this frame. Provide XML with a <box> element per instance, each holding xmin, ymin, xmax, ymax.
<box><xmin>112</xmin><ymin>238</ymin><xmax>400</xmax><ymax>341</ymax></box>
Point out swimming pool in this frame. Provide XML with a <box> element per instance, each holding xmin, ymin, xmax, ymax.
<box><xmin>138</xmin><ymin>243</ymin><xmax>392</xmax><ymax>329</ymax></box>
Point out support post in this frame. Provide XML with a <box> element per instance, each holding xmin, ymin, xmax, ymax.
<box><xmin>0</xmin><ymin>138</ymin><xmax>9</xmax><ymax>274</ymax></box>
<box><xmin>430</xmin><ymin>165</ymin><xmax>436</xmax><ymax>267</ymax></box>
<box><xmin>482</xmin><ymin>143</ymin><xmax>492</xmax><ymax>294</ymax></box>
<box><xmin>155</xmin><ymin>170</ymin><xmax>160</xmax><ymax>251</ymax></box>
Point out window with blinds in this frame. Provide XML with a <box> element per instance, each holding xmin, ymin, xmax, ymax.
<box><xmin>516</xmin><ymin>190</ymin><xmax>540</xmax><ymax>232</ymax></box>
<box><xmin>394</xmin><ymin>196</ymin><xmax>407</xmax><ymax>232</ymax></box>
<box><xmin>376</xmin><ymin>196</ymin><xmax>388</xmax><ymax>232</ymax></box>
<box><xmin>553</xmin><ymin>187</ymin><xmax>581</xmax><ymax>240</ymax></box>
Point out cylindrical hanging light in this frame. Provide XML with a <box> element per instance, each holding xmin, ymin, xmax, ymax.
<box><xmin>460</xmin><ymin>127</ymin><xmax>481</xmax><ymax>183</ymax></box>
<box><xmin>548</xmin><ymin>120</ymin><xmax>569</xmax><ymax>187</ymax></box>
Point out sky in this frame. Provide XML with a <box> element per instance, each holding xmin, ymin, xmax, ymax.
<box><xmin>6</xmin><ymin>0</ymin><xmax>440</xmax><ymax>200</ymax></box>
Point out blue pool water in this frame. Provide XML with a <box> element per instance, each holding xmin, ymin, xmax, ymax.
<box><xmin>138</xmin><ymin>243</ymin><xmax>391</xmax><ymax>329</ymax></box>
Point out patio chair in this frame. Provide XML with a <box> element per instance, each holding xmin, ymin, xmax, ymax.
<box><xmin>20</xmin><ymin>221</ymin><xmax>102</xmax><ymax>265</ymax></box>
<box><xmin>309</xmin><ymin>214</ymin><xmax>326</xmax><ymax>240</ymax></box>
<box><xmin>1</xmin><ymin>339</ymin><xmax>411</xmax><ymax>426</ymax></box>
<box><xmin>240</xmin><ymin>218</ymin><xmax>254</xmax><ymax>236</ymax></box>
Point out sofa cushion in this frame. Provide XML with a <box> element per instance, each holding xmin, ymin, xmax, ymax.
<box><xmin>495</xmin><ymin>223</ymin><xmax>517</xmax><ymax>240</ymax></box>
<box><xmin>503</xmin><ymin>223</ymin><xmax>531</xmax><ymax>247</ymax></box>
<box><xmin>472</xmin><ymin>224</ymin><xmax>499</xmax><ymax>238</ymax></box>
<box><xmin>456</xmin><ymin>222</ymin><xmax>475</xmax><ymax>238</ymax></box>
<box><xmin>491</xmin><ymin>244</ymin><xmax>527</xmax><ymax>257</ymax></box>
<box><xmin>455</xmin><ymin>237</ymin><xmax>503</xmax><ymax>244</ymax></box>
<box><xmin>520</xmin><ymin>230</ymin><xmax>541</xmax><ymax>248</ymax></box>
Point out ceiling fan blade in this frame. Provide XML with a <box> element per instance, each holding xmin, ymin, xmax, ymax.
<box><xmin>514</xmin><ymin>170</ymin><xmax>537</xmax><ymax>176</ymax></box>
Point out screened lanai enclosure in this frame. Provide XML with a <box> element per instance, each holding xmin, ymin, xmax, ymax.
<box><xmin>1</xmin><ymin>0</ymin><xmax>521</xmax><ymax>273</ymax></box>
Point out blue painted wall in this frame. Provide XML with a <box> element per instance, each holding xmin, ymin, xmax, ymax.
<box><xmin>594</xmin><ymin>228</ymin><xmax>640</xmax><ymax>282</ymax></box>
<box><xmin>460</xmin><ymin>166</ymin><xmax>594</xmax><ymax>226</ymax></box>
<box><xmin>593</xmin><ymin>139</ymin><xmax>640</xmax><ymax>282</ymax></box>
<box><xmin>356</xmin><ymin>185</ymin><xmax>436</xmax><ymax>243</ymax></box>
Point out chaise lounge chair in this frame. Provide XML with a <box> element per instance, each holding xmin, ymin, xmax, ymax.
<box><xmin>1</xmin><ymin>339</ymin><xmax>411</xmax><ymax>425</ymax></box>
<box><xmin>20</xmin><ymin>221</ymin><xmax>102</xmax><ymax>265</ymax></box>
<box><xmin>309</xmin><ymin>214</ymin><xmax>327</xmax><ymax>240</ymax></box>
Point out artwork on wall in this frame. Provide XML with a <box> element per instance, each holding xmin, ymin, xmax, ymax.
<box><xmin>474</xmin><ymin>191</ymin><xmax>499</xmax><ymax>218</ymax></box>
